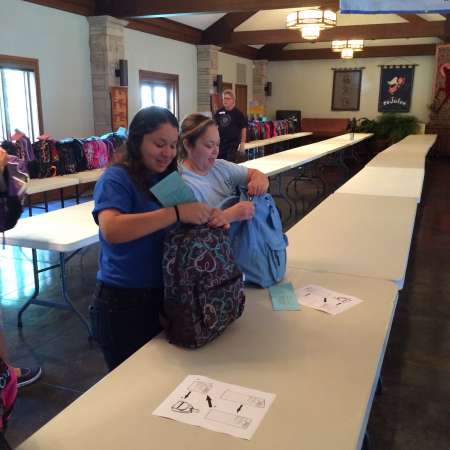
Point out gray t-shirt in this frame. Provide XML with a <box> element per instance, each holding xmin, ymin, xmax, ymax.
<box><xmin>180</xmin><ymin>159</ymin><xmax>248</xmax><ymax>207</ymax></box>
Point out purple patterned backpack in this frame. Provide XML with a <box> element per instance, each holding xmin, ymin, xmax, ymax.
<box><xmin>162</xmin><ymin>225</ymin><xmax>245</xmax><ymax>348</ymax></box>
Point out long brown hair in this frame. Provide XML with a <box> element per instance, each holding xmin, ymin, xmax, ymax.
<box><xmin>120</xmin><ymin>106</ymin><xmax>179</xmax><ymax>192</ymax></box>
<box><xmin>179</xmin><ymin>113</ymin><xmax>216</xmax><ymax>161</ymax></box>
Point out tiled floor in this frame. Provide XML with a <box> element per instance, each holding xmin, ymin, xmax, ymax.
<box><xmin>1</xmin><ymin>154</ymin><xmax>449</xmax><ymax>449</ymax></box>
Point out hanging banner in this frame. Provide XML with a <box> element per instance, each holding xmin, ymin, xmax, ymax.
<box><xmin>340</xmin><ymin>0</ymin><xmax>450</xmax><ymax>13</ymax></box>
<box><xmin>378</xmin><ymin>66</ymin><xmax>415</xmax><ymax>113</ymax></box>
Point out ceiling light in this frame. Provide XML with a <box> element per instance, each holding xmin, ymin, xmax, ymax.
<box><xmin>287</xmin><ymin>8</ymin><xmax>337</xmax><ymax>41</ymax></box>
<box><xmin>341</xmin><ymin>48</ymin><xmax>354</xmax><ymax>59</ymax></box>
<box><xmin>301</xmin><ymin>24</ymin><xmax>321</xmax><ymax>40</ymax></box>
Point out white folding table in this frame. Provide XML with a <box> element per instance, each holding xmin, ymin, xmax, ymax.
<box><xmin>26</xmin><ymin>176</ymin><xmax>80</xmax><ymax>215</ymax></box>
<box><xmin>337</xmin><ymin>166</ymin><xmax>425</xmax><ymax>203</ymax></box>
<box><xmin>286</xmin><ymin>193</ymin><xmax>418</xmax><ymax>288</ymax></box>
<box><xmin>3</xmin><ymin>201</ymin><xmax>98</xmax><ymax>335</ymax></box>
<box><xmin>17</xmin><ymin>268</ymin><xmax>399</xmax><ymax>450</ymax></box>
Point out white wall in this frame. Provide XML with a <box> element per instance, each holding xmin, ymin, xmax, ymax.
<box><xmin>124</xmin><ymin>28</ymin><xmax>197</xmax><ymax>123</ymax></box>
<box><xmin>0</xmin><ymin>0</ymin><xmax>94</xmax><ymax>139</ymax></box>
<box><xmin>266</xmin><ymin>56</ymin><xmax>435</xmax><ymax>122</ymax></box>
<box><xmin>218</xmin><ymin>52</ymin><xmax>254</xmax><ymax>111</ymax></box>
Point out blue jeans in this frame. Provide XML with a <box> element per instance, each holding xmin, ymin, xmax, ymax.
<box><xmin>89</xmin><ymin>282</ymin><xmax>163</xmax><ymax>371</ymax></box>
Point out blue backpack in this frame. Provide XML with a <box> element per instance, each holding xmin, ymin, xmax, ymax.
<box><xmin>220</xmin><ymin>192</ymin><xmax>288</xmax><ymax>288</ymax></box>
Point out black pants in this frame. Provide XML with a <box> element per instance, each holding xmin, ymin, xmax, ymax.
<box><xmin>90</xmin><ymin>282</ymin><xmax>164</xmax><ymax>371</ymax></box>
<box><xmin>219</xmin><ymin>142</ymin><xmax>239</xmax><ymax>162</ymax></box>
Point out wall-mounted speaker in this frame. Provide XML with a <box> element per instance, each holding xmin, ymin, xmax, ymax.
<box><xmin>115</xmin><ymin>59</ymin><xmax>128</xmax><ymax>87</ymax></box>
<box><xmin>213</xmin><ymin>74</ymin><xmax>223</xmax><ymax>94</ymax></box>
<box><xmin>264</xmin><ymin>81</ymin><xmax>272</xmax><ymax>96</ymax></box>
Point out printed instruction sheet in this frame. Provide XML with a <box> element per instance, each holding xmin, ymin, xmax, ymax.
<box><xmin>153</xmin><ymin>375</ymin><xmax>276</xmax><ymax>440</ymax></box>
<box><xmin>296</xmin><ymin>284</ymin><xmax>363</xmax><ymax>315</ymax></box>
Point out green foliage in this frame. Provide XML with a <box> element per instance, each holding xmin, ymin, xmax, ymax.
<box><xmin>354</xmin><ymin>114</ymin><xmax>420</xmax><ymax>145</ymax></box>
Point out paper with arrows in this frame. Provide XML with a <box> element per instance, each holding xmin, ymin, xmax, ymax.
<box><xmin>153</xmin><ymin>375</ymin><xmax>276</xmax><ymax>440</ymax></box>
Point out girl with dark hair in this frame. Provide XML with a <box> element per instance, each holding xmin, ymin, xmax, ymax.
<box><xmin>91</xmin><ymin>107</ymin><xmax>212</xmax><ymax>370</ymax></box>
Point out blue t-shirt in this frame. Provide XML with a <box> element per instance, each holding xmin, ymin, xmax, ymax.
<box><xmin>92</xmin><ymin>165</ymin><xmax>169</xmax><ymax>289</ymax></box>
<box><xmin>180</xmin><ymin>159</ymin><xmax>248</xmax><ymax>207</ymax></box>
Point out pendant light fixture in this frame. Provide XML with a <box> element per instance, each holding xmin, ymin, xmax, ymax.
<box><xmin>287</xmin><ymin>8</ymin><xmax>337</xmax><ymax>41</ymax></box>
<box><xmin>331</xmin><ymin>40</ymin><xmax>364</xmax><ymax>59</ymax></box>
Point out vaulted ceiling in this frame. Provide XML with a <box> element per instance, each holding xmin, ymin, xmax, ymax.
<box><xmin>25</xmin><ymin>0</ymin><xmax>450</xmax><ymax>60</ymax></box>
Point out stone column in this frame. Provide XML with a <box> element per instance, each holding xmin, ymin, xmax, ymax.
<box><xmin>88</xmin><ymin>16</ymin><xmax>128</xmax><ymax>135</ymax></box>
<box><xmin>252</xmin><ymin>60</ymin><xmax>268</xmax><ymax>115</ymax></box>
<box><xmin>197</xmin><ymin>45</ymin><xmax>220</xmax><ymax>114</ymax></box>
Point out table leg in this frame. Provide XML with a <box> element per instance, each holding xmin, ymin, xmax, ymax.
<box><xmin>16</xmin><ymin>249</ymin><xmax>92</xmax><ymax>338</ymax></box>
<box><xmin>60</xmin><ymin>188</ymin><xmax>65</xmax><ymax>209</ymax></box>
<box><xmin>27</xmin><ymin>194</ymin><xmax>33</xmax><ymax>217</ymax></box>
<box><xmin>44</xmin><ymin>192</ymin><xmax>49</xmax><ymax>212</ymax></box>
<box><xmin>17</xmin><ymin>249</ymin><xmax>40</xmax><ymax>328</ymax></box>
<box><xmin>269</xmin><ymin>173</ymin><xmax>294</xmax><ymax>225</ymax></box>
<box><xmin>75</xmin><ymin>185</ymin><xmax>80</xmax><ymax>204</ymax></box>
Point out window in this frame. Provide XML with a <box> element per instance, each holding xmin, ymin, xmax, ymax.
<box><xmin>139</xmin><ymin>70</ymin><xmax>179</xmax><ymax>117</ymax></box>
<box><xmin>0</xmin><ymin>55</ymin><xmax>43</xmax><ymax>142</ymax></box>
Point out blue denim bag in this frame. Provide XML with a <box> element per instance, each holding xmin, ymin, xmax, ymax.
<box><xmin>220</xmin><ymin>192</ymin><xmax>288</xmax><ymax>288</ymax></box>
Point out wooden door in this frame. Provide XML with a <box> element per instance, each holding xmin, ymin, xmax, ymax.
<box><xmin>235</xmin><ymin>84</ymin><xmax>247</xmax><ymax>115</ymax></box>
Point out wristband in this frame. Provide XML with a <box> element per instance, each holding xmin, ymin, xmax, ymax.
<box><xmin>173</xmin><ymin>205</ymin><xmax>180</xmax><ymax>222</ymax></box>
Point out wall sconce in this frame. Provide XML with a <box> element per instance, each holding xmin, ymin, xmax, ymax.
<box><xmin>213</xmin><ymin>74</ymin><xmax>223</xmax><ymax>93</ymax></box>
<box><xmin>115</xmin><ymin>59</ymin><xmax>128</xmax><ymax>87</ymax></box>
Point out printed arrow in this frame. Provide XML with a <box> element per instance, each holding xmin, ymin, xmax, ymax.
<box><xmin>206</xmin><ymin>395</ymin><xmax>213</xmax><ymax>408</ymax></box>
<box><xmin>184</xmin><ymin>391</ymin><xmax>191</xmax><ymax>399</ymax></box>
<box><xmin>237</xmin><ymin>404</ymin><xmax>243</xmax><ymax>413</ymax></box>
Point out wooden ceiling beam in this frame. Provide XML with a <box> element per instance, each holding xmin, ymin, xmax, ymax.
<box><xmin>443</xmin><ymin>15</ymin><xmax>450</xmax><ymax>42</ymax></box>
<box><xmin>397</xmin><ymin>14</ymin><xmax>429</xmax><ymax>25</ymax></box>
<box><xmin>225</xmin><ymin>21</ymin><xmax>445</xmax><ymax>45</ymax></box>
<box><xmin>219</xmin><ymin>45</ymin><xmax>259</xmax><ymax>59</ymax></box>
<box><xmin>126</xmin><ymin>19</ymin><xmax>202</xmax><ymax>44</ymax></box>
<box><xmin>202</xmin><ymin>12</ymin><xmax>257</xmax><ymax>44</ymax></box>
<box><xmin>263</xmin><ymin>44</ymin><xmax>436</xmax><ymax>61</ymax></box>
<box><xmin>258</xmin><ymin>44</ymin><xmax>288</xmax><ymax>59</ymax></box>
<box><xmin>96</xmin><ymin>0</ymin><xmax>339</xmax><ymax>18</ymax></box>
<box><xmin>24</xmin><ymin>0</ymin><xmax>95</xmax><ymax>16</ymax></box>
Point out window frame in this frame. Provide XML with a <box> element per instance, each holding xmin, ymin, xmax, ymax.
<box><xmin>0</xmin><ymin>54</ymin><xmax>44</xmax><ymax>139</ymax></box>
<box><xmin>139</xmin><ymin>70</ymin><xmax>179</xmax><ymax>118</ymax></box>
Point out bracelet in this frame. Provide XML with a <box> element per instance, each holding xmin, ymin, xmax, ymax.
<box><xmin>173</xmin><ymin>205</ymin><xmax>180</xmax><ymax>222</ymax></box>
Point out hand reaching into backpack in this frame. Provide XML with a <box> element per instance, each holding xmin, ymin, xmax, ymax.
<box><xmin>227</xmin><ymin>201</ymin><xmax>255</xmax><ymax>222</ymax></box>
<box><xmin>178</xmin><ymin>202</ymin><xmax>212</xmax><ymax>225</ymax></box>
<box><xmin>0</xmin><ymin>148</ymin><xmax>7</xmax><ymax>173</ymax></box>
<box><xmin>208</xmin><ymin>208</ymin><xmax>230</xmax><ymax>229</ymax></box>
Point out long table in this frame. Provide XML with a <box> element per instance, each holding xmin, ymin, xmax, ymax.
<box><xmin>244</xmin><ymin>131</ymin><xmax>312</xmax><ymax>151</ymax></box>
<box><xmin>337</xmin><ymin>166</ymin><xmax>425</xmax><ymax>203</ymax></box>
<box><xmin>368</xmin><ymin>134</ymin><xmax>436</xmax><ymax>169</ymax></box>
<box><xmin>3</xmin><ymin>201</ymin><xmax>97</xmax><ymax>334</ymax></box>
<box><xmin>17</xmin><ymin>268</ymin><xmax>399</xmax><ymax>450</ymax></box>
<box><xmin>242</xmin><ymin>133</ymin><xmax>373</xmax><ymax>220</ymax></box>
<box><xmin>286</xmin><ymin>193</ymin><xmax>418</xmax><ymax>288</ymax></box>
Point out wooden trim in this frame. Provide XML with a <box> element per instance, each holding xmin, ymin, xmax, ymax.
<box><xmin>227</xmin><ymin>21</ymin><xmax>445</xmax><ymax>45</ymax></box>
<box><xmin>139</xmin><ymin>70</ymin><xmax>180</xmax><ymax>118</ymax></box>
<box><xmin>23</xmin><ymin>0</ymin><xmax>95</xmax><ymax>16</ymax></box>
<box><xmin>98</xmin><ymin>0</ymin><xmax>339</xmax><ymax>17</ymax></box>
<box><xmin>0</xmin><ymin>54</ymin><xmax>44</xmax><ymax>136</ymax></box>
<box><xmin>126</xmin><ymin>19</ymin><xmax>202</xmax><ymax>44</ymax></box>
<box><xmin>263</xmin><ymin>44</ymin><xmax>436</xmax><ymax>61</ymax></box>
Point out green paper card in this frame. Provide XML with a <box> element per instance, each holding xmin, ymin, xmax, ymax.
<box><xmin>150</xmin><ymin>171</ymin><xmax>197</xmax><ymax>207</ymax></box>
<box><xmin>269</xmin><ymin>282</ymin><xmax>300</xmax><ymax>311</ymax></box>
